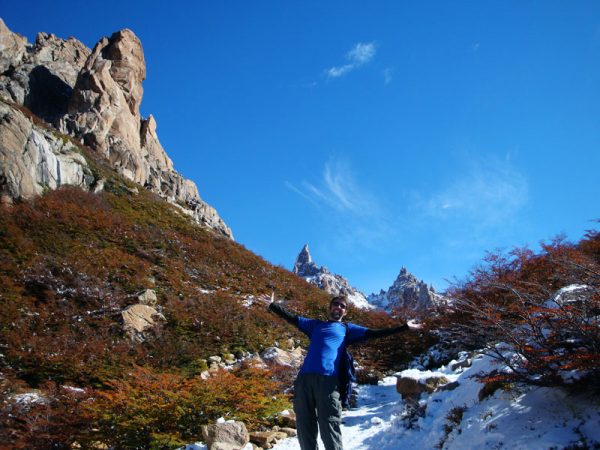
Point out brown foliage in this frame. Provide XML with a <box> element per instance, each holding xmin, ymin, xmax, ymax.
<box><xmin>0</xmin><ymin>379</ymin><xmax>92</xmax><ymax>450</ymax></box>
<box><xmin>0</xmin><ymin>184</ymin><xmax>328</xmax><ymax>447</ymax></box>
<box><xmin>87</xmin><ymin>366</ymin><xmax>289</xmax><ymax>449</ymax></box>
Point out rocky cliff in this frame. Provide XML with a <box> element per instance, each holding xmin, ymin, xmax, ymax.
<box><xmin>293</xmin><ymin>244</ymin><xmax>372</xmax><ymax>309</ymax></box>
<box><xmin>368</xmin><ymin>267</ymin><xmax>446</xmax><ymax>315</ymax></box>
<box><xmin>0</xmin><ymin>19</ymin><xmax>232</xmax><ymax>238</ymax></box>
<box><xmin>0</xmin><ymin>101</ymin><xmax>98</xmax><ymax>205</ymax></box>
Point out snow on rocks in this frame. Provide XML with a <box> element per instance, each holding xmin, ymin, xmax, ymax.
<box><xmin>11</xmin><ymin>392</ymin><xmax>46</xmax><ymax>406</ymax></box>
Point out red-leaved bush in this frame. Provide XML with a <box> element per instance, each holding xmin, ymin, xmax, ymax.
<box><xmin>441</xmin><ymin>228</ymin><xmax>600</xmax><ymax>388</ymax></box>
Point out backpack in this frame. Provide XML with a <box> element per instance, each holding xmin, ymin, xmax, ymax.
<box><xmin>338</xmin><ymin>323</ymin><xmax>356</xmax><ymax>409</ymax></box>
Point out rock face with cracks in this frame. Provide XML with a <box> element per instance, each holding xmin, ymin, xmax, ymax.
<box><xmin>0</xmin><ymin>101</ymin><xmax>96</xmax><ymax>205</ymax></box>
<box><xmin>0</xmin><ymin>19</ymin><xmax>232</xmax><ymax>238</ymax></box>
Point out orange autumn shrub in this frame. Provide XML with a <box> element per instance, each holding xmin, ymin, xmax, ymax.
<box><xmin>87</xmin><ymin>366</ymin><xmax>290</xmax><ymax>449</ymax></box>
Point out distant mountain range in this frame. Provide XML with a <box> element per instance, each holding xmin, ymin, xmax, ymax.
<box><xmin>293</xmin><ymin>244</ymin><xmax>446</xmax><ymax>314</ymax></box>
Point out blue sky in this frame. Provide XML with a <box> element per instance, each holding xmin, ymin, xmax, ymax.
<box><xmin>3</xmin><ymin>1</ymin><xmax>599</xmax><ymax>294</ymax></box>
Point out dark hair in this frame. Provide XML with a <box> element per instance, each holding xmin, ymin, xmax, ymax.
<box><xmin>330</xmin><ymin>296</ymin><xmax>348</xmax><ymax>308</ymax></box>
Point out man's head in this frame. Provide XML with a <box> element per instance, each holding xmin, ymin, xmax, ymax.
<box><xmin>328</xmin><ymin>296</ymin><xmax>348</xmax><ymax>322</ymax></box>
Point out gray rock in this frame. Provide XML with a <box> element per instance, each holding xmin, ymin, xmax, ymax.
<box><xmin>396</xmin><ymin>374</ymin><xmax>450</xmax><ymax>402</ymax></box>
<box><xmin>249</xmin><ymin>431</ymin><xmax>288</xmax><ymax>449</ymax></box>
<box><xmin>60</xmin><ymin>29</ymin><xmax>232</xmax><ymax>238</ymax></box>
<box><xmin>450</xmin><ymin>358</ymin><xmax>472</xmax><ymax>372</ymax></box>
<box><xmin>260</xmin><ymin>346</ymin><xmax>304</xmax><ymax>369</ymax></box>
<box><xmin>201</xmin><ymin>420</ymin><xmax>249</xmax><ymax>450</ymax></box>
<box><xmin>0</xmin><ymin>18</ymin><xmax>89</xmax><ymax>123</ymax></box>
<box><xmin>137</xmin><ymin>288</ymin><xmax>157</xmax><ymax>307</ymax></box>
<box><xmin>275</xmin><ymin>410</ymin><xmax>296</xmax><ymax>429</ymax></box>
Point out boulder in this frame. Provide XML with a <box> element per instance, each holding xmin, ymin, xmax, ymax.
<box><xmin>450</xmin><ymin>358</ymin><xmax>472</xmax><ymax>372</ymax></box>
<box><xmin>201</xmin><ymin>420</ymin><xmax>249</xmax><ymax>450</ymax></box>
<box><xmin>249</xmin><ymin>431</ymin><xmax>288</xmax><ymax>449</ymax></box>
<box><xmin>245</xmin><ymin>354</ymin><xmax>268</xmax><ymax>370</ymax></box>
<box><xmin>279</xmin><ymin>427</ymin><xmax>297</xmax><ymax>437</ymax></box>
<box><xmin>396</xmin><ymin>374</ymin><xmax>450</xmax><ymax>402</ymax></box>
<box><xmin>439</xmin><ymin>380</ymin><xmax>460</xmax><ymax>392</ymax></box>
<box><xmin>275</xmin><ymin>410</ymin><xmax>297</xmax><ymax>429</ymax></box>
<box><xmin>200</xmin><ymin>371</ymin><xmax>211</xmax><ymax>380</ymax></box>
<box><xmin>137</xmin><ymin>288</ymin><xmax>157</xmax><ymax>306</ymax></box>
<box><xmin>121</xmin><ymin>304</ymin><xmax>165</xmax><ymax>342</ymax></box>
<box><xmin>260</xmin><ymin>346</ymin><xmax>304</xmax><ymax>369</ymax></box>
<box><xmin>223</xmin><ymin>353</ymin><xmax>236</xmax><ymax>364</ymax></box>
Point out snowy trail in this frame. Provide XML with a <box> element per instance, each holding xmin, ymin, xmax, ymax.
<box><xmin>271</xmin><ymin>353</ymin><xmax>600</xmax><ymax>450</ymax></box>
<box><xmin>271</xmin><ymin>378</ymin><xmax>407</xmax><ymax>450</ymax></box>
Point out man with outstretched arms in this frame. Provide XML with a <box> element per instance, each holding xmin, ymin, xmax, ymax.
<box><xmin>263</xmin><ymin>294</ymin><xmax>420</xmax><ymax>450</ymax></box>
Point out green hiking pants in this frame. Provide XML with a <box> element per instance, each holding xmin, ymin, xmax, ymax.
<box><xmin>294</xmin><ymin>373</ymin><xmax>343</xmax><ymax>450</ymax></box>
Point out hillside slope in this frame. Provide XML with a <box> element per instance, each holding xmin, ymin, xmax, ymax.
<box><xmin>0</xmin><ymin>122</ymin><xmax>426</xmax><ymax>448</ymax></box>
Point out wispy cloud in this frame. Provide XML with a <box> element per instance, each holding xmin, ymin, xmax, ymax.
<box><xmin>286</xmin><ymin>156</ymin><xmax>392</xmax><ymax>250</ymax></box>
<box><xmin>326</xmin><ymin>42</ymin><xmax>376</xmax><ymax>79</ymax></box>
<box><xmin>288</xmin><ymin>157</ymin><xmax>379</xmax><ymax>215</ymax></box>
<box><xmin>404</xmin><ymin>154</ymin><xmax>530</xmax><ymax>283</ymax></box>
<box><xmin>416</xmin><ymin>155</ymin><xmax>528</xmax><ymax>226</ymax></box>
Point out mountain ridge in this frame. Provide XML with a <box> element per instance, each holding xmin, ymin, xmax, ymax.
<box><xmin>368</xmin><ymin>266</ymin><xmax>446</xmax><ymax>315</ymax></box>
<box><xmin>292</xmin><ymin>244</ymin><xmax>445</xmax><ymax>314</ymax></box>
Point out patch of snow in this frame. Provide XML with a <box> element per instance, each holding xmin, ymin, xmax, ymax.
<box><xmin>62</xmin><ymin>385</ymin><xmax>85</xmax><ymax>393</ymax></box>
<box><xmin>183</xmin><ymin>444</ymin><xmax>253</xmax><ymax>450</ymax></box>
<box><xmin>544</xmin><ymin>284</ymin><xmax>590</xmax><ymax>308</ymax></box>
<box><xmin>197</xmin><ymin>288</ymin><xmax>215</xmax><ymax>295</ymax></box>
<box><xmin>12</xmin><ymin>392</ymin><xmax>45</xmax><ymax>405</ymax></box>
<box><xmin>347</xmin><ymin>290</ymin><xmax>375</xmax><ymax>309</ymax></box>
<box><xmin>241</xmin><ymin>295</ymin><xmax>255</xmax><ymax>307</ymax></box>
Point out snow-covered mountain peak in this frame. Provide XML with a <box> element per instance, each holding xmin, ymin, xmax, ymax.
<box><xmin>292</xmin><ymin>244</ymin><xmax>372</xmax><ymax>309</ymax></box>
<box><xmin>368</xmin><ymin>267</ymin><xmax>446</xmax><ymax>315</ymax></box>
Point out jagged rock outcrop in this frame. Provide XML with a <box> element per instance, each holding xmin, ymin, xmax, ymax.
<box><xmin>0</xmin><ymin>101</ymin><xmax>96</xmax><ymax>204</ymax></box>
<box><xmin>0</xmin><ymin>19</ymin><xmax>232</xmax><ymax>238</ymax></box>
<box><xmin>293</xmin><ymin>244</ymin><xmax>372</xmax><ymax>309</ymax></box>
<box><xmin>0</xmin><ymin>18</ymin><xmax>90</xmax><ymax>123</ymax></box>
<box><xmin>368</xmin><ymin>267</ymin><xmax>446</xmax><ymax>315</ymax></box>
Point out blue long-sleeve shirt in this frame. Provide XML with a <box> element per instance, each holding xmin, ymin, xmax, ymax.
<box><xmin>269</xmin><ymin>303</ymin><xmax>408</xmax><ymax>376</ymax></box>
